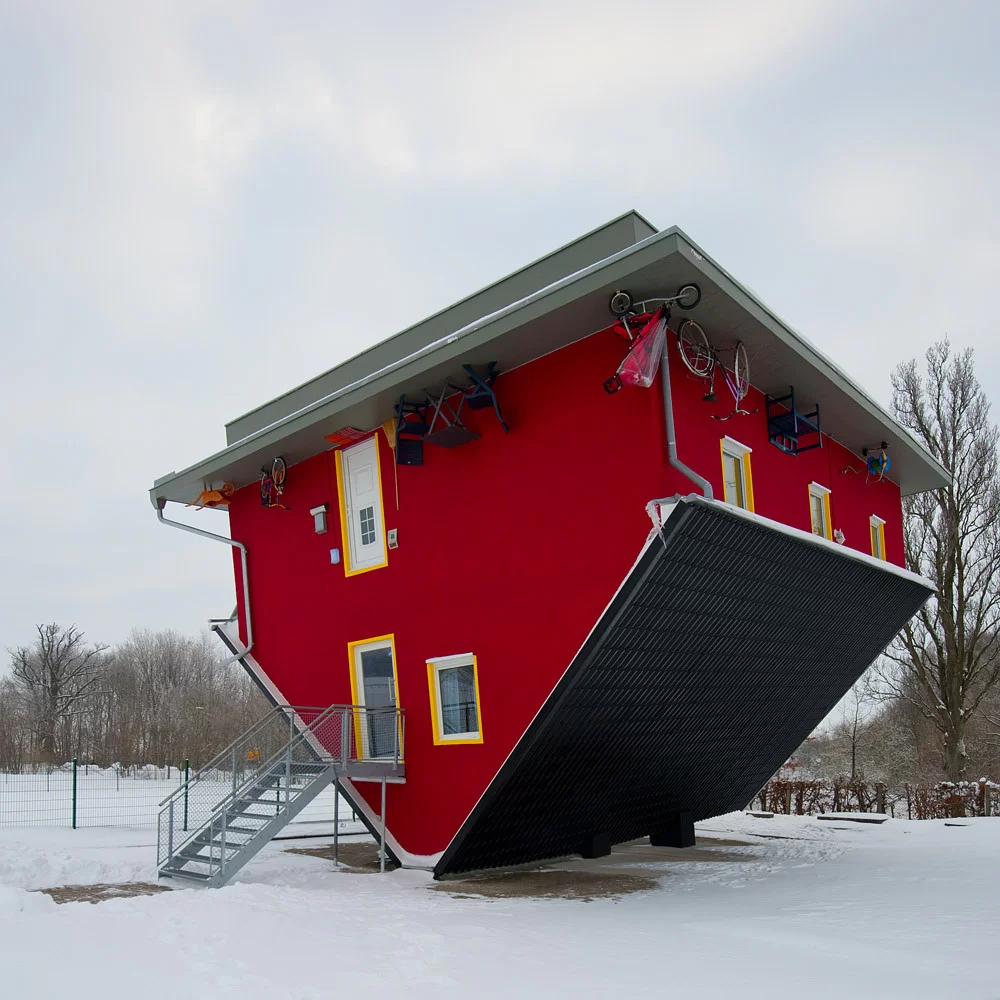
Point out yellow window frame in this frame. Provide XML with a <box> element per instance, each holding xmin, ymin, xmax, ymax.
<box><xmin>346</xmin><ymin>633</ymin><xmax>402</xmax><ymax>759</ymax></box>
<box><xmin>334</xmin><ymin>433</ymin><xmax>389</xmax><ymax>578</ymax></box>
<box><xmin>870</xmin><ymin>515</ymin><xmax>887</xmax><ymax>560</ymax></box>
<box><xmin>808</xmin><ymin>482</ymin><xmax>833</xmax><ymax>541</ymax></box>
<box><xmin>426</xmin><ymin>654</ymin><xmax>484</xmax><ymax>746</ymax></box>
<box><xmin>719</xmin><ymin>437</ymin><xmax>755</xmax><ymax>512</ymax></box>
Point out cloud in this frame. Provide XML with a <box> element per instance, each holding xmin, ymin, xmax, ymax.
<box><xmin>2</xmin><ymin>0</ymin><xmax>998</xmax><ymax>653</ymax></box>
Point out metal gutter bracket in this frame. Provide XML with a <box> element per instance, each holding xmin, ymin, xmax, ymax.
<box><xmin>155</xmin><ymin>499</ymin><xmax>253</xmax><ymax>665</ymax></box>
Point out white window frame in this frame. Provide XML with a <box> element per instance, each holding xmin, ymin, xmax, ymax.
<box><xmin>347</xmin><ymin>634</ymin><xmax>400</xmax><ymax>760</ymax></box>
<box><xmin>808</xmin><ymin>482</ymin><xmax>833</xmax><ymax>541</ymax></box>
<box><xmin>427</xmin><ymin>653</ymin><xmax>483</xmax><ymax>746</ymax></box>
<box><xmin>870</xmin><ymin>515</ymin><xmax>887</xmax><ymax>560</ymax></box>
<box><xmin>335</xmin><ymin>435</ymin><xmax>388</xmax><ymax>577</ymax></box>
<box><xmin>720</xmin><ymin>436</ymin><xmax>754</xmax><ymax>512</ymax></box>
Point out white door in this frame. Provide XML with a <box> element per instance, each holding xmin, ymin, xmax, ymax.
<box><xmin>342</xmin><ymin>436</ymin><xmax>386</xmax><ymax>573</ymax></box>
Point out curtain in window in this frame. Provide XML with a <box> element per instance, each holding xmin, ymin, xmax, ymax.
<box><xmin>440</xmin><ymin>665</ymin><xmax>477</xmax><ymax>735</ymax></box>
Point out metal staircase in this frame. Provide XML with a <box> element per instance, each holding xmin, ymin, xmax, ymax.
<box><xmin>157</xmin><ymin>704</ymin><xmax>405</xmax><ymax>888</ymax></box>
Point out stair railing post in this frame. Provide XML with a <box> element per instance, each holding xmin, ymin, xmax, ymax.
<box><xmin>168</xmin><ymin>799</ymin><xmax>175</xmax><ymax>860</ymax></box>
<box><xmin>183</xmin><ymin>759</ymin><xmax>189</xmax><ymax>832</ymax></box>
<box><xmin>231</xmin><ymin>748</ymin><xmax>237</xmax><ymax>798</ymax></box>
<box><xmin>340</xmin><ymin>709</ymin><xmax>349</xmax><ymax>765</ymax></box>
<box><xmin>333</xmin><ymin>777</ymin><xmax>340</xmax><ymax>867</ymax></box>
<box><xmin>220</xmin><ymin>805</ymin><xmax>227</xmax><ymax>874</ymax></box>
<box><xmin>284</xmin><ymin>744</ymin><xmax>292</xmax><ymax>809</ymax></box>
<box><xmin>380</xmin><ymin>773</ymin><xmax>387</xmax><ymax>874</ymax></box>
<box><xmin>71</xmin><ymin>757</ymin><xmax>78</xmax><ymax>830</ymax></box>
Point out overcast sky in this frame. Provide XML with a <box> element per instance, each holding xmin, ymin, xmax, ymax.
<box><xmin>2</xmin><ymin>0</ymin><xmax>998</xmax><ymax>657</ymax></box>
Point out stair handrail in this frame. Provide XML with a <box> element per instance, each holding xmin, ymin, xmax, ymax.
<box><xmin>200</xmin><ymin>704</ymin><xmax>345</xmax><ymax>816</ymax></box>
<box><xmin>157</xmin><ymin>704</ymin><xmax>328</xmax><ymax>809</ymax></box>
<box><xmin>203</xmin><ymin>704</ymin><xmax>405</xmax><ymax>819</ymax></box>
<box><xmin>159</xmin><ymin>703</ymin><xmax>348</xmax><ymax>864</ymax></box>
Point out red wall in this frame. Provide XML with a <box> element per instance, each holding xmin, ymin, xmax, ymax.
<box><xmin>226</xmin><ymin>325</ymin><xmax>904</xmax><ymax>856</ymax></box>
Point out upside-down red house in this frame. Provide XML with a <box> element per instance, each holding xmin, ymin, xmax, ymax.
<box><xmin>150</xmin><ymin>212</ymin><xmax>943</xmax><ymax>885</ymax></box>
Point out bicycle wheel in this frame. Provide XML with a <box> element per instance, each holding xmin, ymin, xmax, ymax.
<box><xmin>675</xmin><ymin>283</ymin><xmax>701</xmax><ymax>310</ymax></box>
<box><xmin>609</xmin><ymin>289</ymin><xmax>633</xmax><ymax>317</ymax></box>
<box><xmin>271</xmin><ymin>456</ymin><xmax>287</xmax><ymax>489</ymax></box>
<box><xmin>259</xmin><ymin>473</ymin><xmax>273</xmax><ymax>506</ymax></box>
<box><xmin>733</xmin><ymin>341</ymin><xmax>750</xmax><ymax>401</ymax></box>
<box><xmin>677</xmin><ymin>320</ymin><xmax>714</xmax><ymax>377</ymax></box>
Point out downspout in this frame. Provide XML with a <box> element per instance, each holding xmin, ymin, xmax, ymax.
<box><xmin>156</xmin><ymin>499</ymin><xmax>253</xmax><ymax>665</ymax></box>
<box><xmin>661</xmin><ymin>332</ymin><xmax>713</xmax><ymax>498</ymax></box>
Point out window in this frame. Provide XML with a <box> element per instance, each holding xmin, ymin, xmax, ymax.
<box><xmin>427</xmin><ymin>654</ymin><xmax>483</xmax><ymax>745</ymax></box>
<box><xmin>870</xmin><ymin>515</ymin><xmax>886</xmax><ymax>560</ymax></box>
<box><xmin>719</xmin><ymin>437</ymin><xmax>755</xmax><ymax>512</ymax></box>
<box><xmin>808</xmin><ymin>483</ymin><xmax>832</xmax><ymax>540</ymax></box>
<box><xmin>359</xmin><ymin>505</ymin><xmax>376</xmax><ymax>545</ymax></box>
<box><xmin>335</xmin><ymin>435</ymin><xmax>388</xmax><ymax>576</ymax></box>
<box><xmin>347</xmin><ymin>635</ymin><xmax>400</xmax><ymax>759</ymax></box>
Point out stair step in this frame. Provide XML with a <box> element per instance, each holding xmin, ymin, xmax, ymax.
<box><xmin>236</xmin><ymin>811</ymin><xmax>281</xmax><ymax>820</ymax></box>
<box><xmin>160</xmin><ymin>868</ymin><xmax>212</xmax><ymax>882</ymax></box>
<box><xmin>220</xmin><ymin>825</ymin><xmax>260</xmax><ymax>834</ymax></box>
<box><xmin>186</xmin><ymin>840</ymin><xmax>241</xmax><ymax>855</ymax></box>
<box><xmin>177</xmin><ymin>850</ymin><xmax>226</xmax><ymax>865</ymax></box>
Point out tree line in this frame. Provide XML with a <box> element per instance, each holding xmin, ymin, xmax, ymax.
<box><xmin>1</xmin><ymin>626</ymin><xmax>266</xmax><ymax>771</ymax></box>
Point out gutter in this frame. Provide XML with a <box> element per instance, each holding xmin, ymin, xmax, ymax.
<box><xmin>155</xmin><ymin>500</ymin><xmax>252</xmax><ymax>665</ymax></box>
<box><xmin>660</xmin><ymin>332</ymin><xmax>713</xmax><ymax>499</ymax></box>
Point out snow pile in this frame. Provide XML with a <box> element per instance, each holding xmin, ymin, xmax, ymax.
<box><xmin>0</xmin><ymin>827</ymin><xmax>156</xmax><ymax>890</ymax></box>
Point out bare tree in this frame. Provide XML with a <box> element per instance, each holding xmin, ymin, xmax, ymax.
<box><xmin>0</xmin><ymin>677</ymin><xmax>28</xmax><ymax>771</ymax></box>
<box><xmin>884</xmin><ymin>341</ymin><xmax>1000</xmax><ymax>780</ymax></box>
<box><xmin>840</xmin><ymin>671</ymin><xmax>880</xmax><ymax>781</ymax></box>
<box><xmin>9</xmin><ymin>624</ymin><xmax>108</xmax><ymax>762</ymax></box>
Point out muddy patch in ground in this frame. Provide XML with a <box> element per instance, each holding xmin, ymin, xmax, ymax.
<box><xmin>38</xmin><ymin>882</ymin><xmax>172</xmax><ymax>905</ymax></box>
<box><xmin>284</xmin><ymin>842</ymin><xmax>399</xmax><ymax>872</ymax></box>
<box><xmin>432</xmin><ymin>868</ymin><xmax>660</xmax><ymax>901</ymax></box>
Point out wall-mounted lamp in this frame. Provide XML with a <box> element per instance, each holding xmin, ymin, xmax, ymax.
<box><xmin>309</xmin><ymin>504</ymin><xmax>329</xmax><ymax>534</ymax></box>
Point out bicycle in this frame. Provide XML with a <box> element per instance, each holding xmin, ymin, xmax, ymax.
<box><xmin>259</xmin><ymin>456</ymin><xmax>289</xmax><ymax>509</ymax></box>
<box><xmin>676</xmin><ymin>320</ymin><xmax>756</xmax><ymax>422</ymax></box>
<box><xmin>603</xmin><ymin>283</ymin><xmax>701</xmax><ymax>393</ymax></box>
<box><xmin>609</xmin><ymin>283</ymin><xmax>701</xmax><ymax>341</ymax></box>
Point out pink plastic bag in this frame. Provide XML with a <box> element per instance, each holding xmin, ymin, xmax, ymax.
<box><xmin>607</xmin><ymin>311</ymin><xmax>667</xmax><ymax>391</ymax></box>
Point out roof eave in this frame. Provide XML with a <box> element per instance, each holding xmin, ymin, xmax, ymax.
<box><xmin>150</xmin><ymin>223</ymin><xmax>949</xmax><ymax>506</ymax></box>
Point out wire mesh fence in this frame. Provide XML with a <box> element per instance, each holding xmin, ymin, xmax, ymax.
<box><xmin>0</xmin><ymin>760</ymin><xmax>359</xmax><ymax>830</ymax></box>
<box><xmin>0</xmin><ymin>762</ymin><xmax>189</xmax><ymax>828</ymax></box>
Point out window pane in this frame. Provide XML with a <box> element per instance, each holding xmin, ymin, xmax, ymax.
<box><xmin>871</xmin><ymin>523</ymin><xmax>882</xmax><ymax>558</ymax></box>
<box><xmin>723</xmin><ymin>453</ymin><xmax>744</xmax><ymax>508</ymax></box>
<box><xmin>359</xmin><ymin>505</ymin><xmax>376</xmax><ymax>546</ymax></box>
<box><xmin>439</xmin><ymin>664</ymin><xmax>478</xmax><ymax>736</ymax></box>
<box><xmin>810</xmin><ymin>494</ymin><xmax>825</xmax><ymax>536</ymax></box>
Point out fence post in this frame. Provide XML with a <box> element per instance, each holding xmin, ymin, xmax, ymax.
<box><xmin>71</xmin><ymin>758</ymin><xmax>78</xmax><ymax>830</ymax></box>
<box><xmin>183</xmin><ymin>759</ymin><xmax>190</xmax><ymax>832</ymax></box>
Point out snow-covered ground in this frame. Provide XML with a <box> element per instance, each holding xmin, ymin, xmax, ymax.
<box><xmin>0</xmin><ymin>814</ymin><xmax>996</xmax><ymax>999</ymax></box>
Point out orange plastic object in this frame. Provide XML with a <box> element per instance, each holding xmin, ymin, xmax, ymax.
<box><xmin>324</xmin><ymin>426</ymin><xmax>368</xmax><ymax>448</ymax></box>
